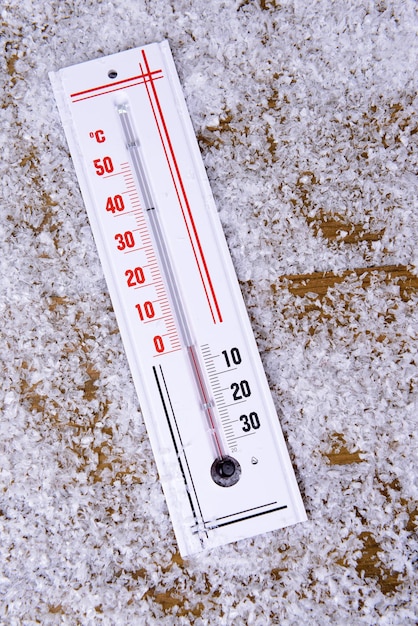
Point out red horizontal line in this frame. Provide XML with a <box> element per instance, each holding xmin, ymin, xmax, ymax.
<box><xmin>124</xmin><ymin>247</ymin><xmax>145</xmax><ymax>254</ymax></box>
<box><xmin>113</xmin><ymin>209</ymin><xmax>140</xmax><ymax>216</ymax></box>
<box><xmin>70</xmin><ymin>69</ymin><xmax>162</xmax><ymax>98</ymax></box>
<box><xmin>71</xmin><ymin>77</ymin><xmax>163</xmax><ymax>103</ymax></box>
<box><xmin>144</xmin><ymin>316</ymin><xmax>166</xmax><ymax>323</ymax></box>
<box><xmin>153</xmin><ymin>347</ymin><xmax>181</xmax><ymax>357</ymax></box>
<box><xmin>103</xmin><ymin>171</ymin><xmax>123</xmax><ymax>179</ymax></box>
<box><xmin>134</xmin><ymin>282</ymin><xmax>156</xmax><ymax>289</ymax></box>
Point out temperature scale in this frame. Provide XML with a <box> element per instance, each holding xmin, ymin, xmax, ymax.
<box><xmin>50</xmin><ymin>41</ymin><xmax>306</xmax><ymax>556</ymax></box>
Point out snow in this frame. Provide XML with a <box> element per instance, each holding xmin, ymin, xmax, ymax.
<box><xmin>1</xmin><ymin>0</ymin><xmax>417</xmax><ymax>623</ymax></box>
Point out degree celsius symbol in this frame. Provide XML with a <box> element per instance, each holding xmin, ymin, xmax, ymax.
<box><xmin>89</xmin><ymin>129</ymin><xmax>106</xmax><ymax>143</ymax></box>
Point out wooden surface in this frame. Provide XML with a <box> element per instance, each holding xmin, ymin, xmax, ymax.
<box><xmin>82</xmin><ymin>260</ymin><xmax>416</xmax><ymax>607</ymax></box>
<box><xmin>3</xmin><ymin>2</ymin><xmax>417</xmax><ymax>621</ymax></box>
<box><xmin>20</xmin><ymin>164</ymin><xmax>418</xmax><ymax>600</ymax></box>
<box><xmin>278</xmin><ymin>262</ymin><xmax>417</xmax><ymax>597</ymax></box>
<box><xmin>15</xmin><ymin>122</ymin><xmax>417</xmax><ymax>607</ymax></box>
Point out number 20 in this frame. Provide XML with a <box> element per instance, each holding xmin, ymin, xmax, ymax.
<box><xmin>231</xmin><ymin>380</ymin><xmax>251</xmax><ymax>401</ymax></box>
<box><xmin>125</xmin><ymin>267</ymin><xmax>145</xmax><ymax>287</ymax></box>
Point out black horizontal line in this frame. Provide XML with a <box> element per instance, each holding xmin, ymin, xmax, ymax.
<box><xmin>216</xmin><ymin>368</ymin><xmax>237</xmax><ymax>375</ymax></box>
<box><xmin>224</xmin><ymin>400</ymin><xmax>246</xmax><ymax>407</ymax></box>
<box><xmin>215</xmin><ymin>505</ymin><xmax>287</xmax><ymax>529</ymax></box>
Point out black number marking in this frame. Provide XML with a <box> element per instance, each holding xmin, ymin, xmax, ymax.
<box><xmin>222</xmin><ymin>347</ymin><xmax>242</xmax><ymax>368</ymax></box>
<box><xmin>231</xmin><ymin>379</ymin><xmax>251</xmax><ymax>401</ymax></box>
<box><xmin>240</xmin><ymin>412</ymin><xmax>260</xmax><ymax>432</ymax></box>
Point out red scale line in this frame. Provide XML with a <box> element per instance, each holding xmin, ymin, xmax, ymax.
<box><xmin>134</xmin><ymin>282</ymin><xmax>155</xmax><ymax>290</ymax></box>
<box><xmin>124</xmin><ymin>247</ymin><xmax>145</xmax><ymax>254</ymax></box>
<box><xmin>122</xmin><ymin>152</ymin><xmax>182</xmax><ymax>353</ymax></box>
<box><xmin>114</xmin><ymin>209</ymin><xmax>140</xmax><ymax>217</ymax></box>
<box><xmin>154</xmin><ymin>347</ymin><xmax>181</xmax><ymax>357</ymax></box>
<box><xmin>103</xmin><ymin>171</ymin><xmax>124</xmax><ymax>179</ymax></box>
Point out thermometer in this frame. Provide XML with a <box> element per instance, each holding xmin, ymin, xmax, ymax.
<box><xmin>50</xmin><ymin>41</ymin><xmax>306</xmax><ymax>556</ymax></box>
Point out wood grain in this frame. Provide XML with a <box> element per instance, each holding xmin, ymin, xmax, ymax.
<box><xmin>280</xmin><ymin>264</ymin><xmax>418</xmax><ymax>300</ymax></box>
<box><xmin>277</xmin><ymin>262</ymin><xmax>417</xmax><ymax>595</ymax></box>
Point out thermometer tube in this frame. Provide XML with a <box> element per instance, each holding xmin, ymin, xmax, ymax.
<box><xmin>117</xmin><ymin>102</ymin><xmax>241</xmax><ymax>487</ymax></box>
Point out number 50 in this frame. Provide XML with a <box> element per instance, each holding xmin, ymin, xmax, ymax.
<box><xmin>93</xmin><ymin>156</ymin><xmax>114</xmax><ymax>176</ymax></box>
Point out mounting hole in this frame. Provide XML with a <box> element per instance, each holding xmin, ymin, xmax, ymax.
<box><xmin>108</xmin><ymin>69</ymin><xmax>118</xmax><ymax>79</ymax></box>
<box><xmin>211</xmin><ymin>456</ymin><xmax>241</xmax><ymax>487</ymax></box>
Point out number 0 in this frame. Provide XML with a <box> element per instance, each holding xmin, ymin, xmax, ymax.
<box><xmin>154</xmin><ymin>336</ymin><xmax>165</xmax><ymax>353</ymax></box>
